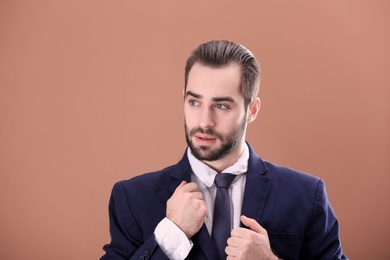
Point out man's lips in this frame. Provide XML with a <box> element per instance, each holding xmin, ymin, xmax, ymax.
<box><xmin>195</xmin><ymin>133</ymin><xmax>216</xmax><ymax>140</ymax></box>
<box><xmin>194</xmin><ymin>133</ymin><xmax>217</xmax><ymax>145</ymax></box>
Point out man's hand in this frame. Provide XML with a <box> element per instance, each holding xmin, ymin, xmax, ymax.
<box><xmin>166</xmin><ymin>181</ymin><xmax>208</xmax><ymax>238</ymax></box>
<box><xmin>226</xmin><ymin>215</ymin><xmax>278</xmax><ymax>260</ymax></box>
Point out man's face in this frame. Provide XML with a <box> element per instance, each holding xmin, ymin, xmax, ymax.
<box><xmin>184</xmin><ymin>62</ymin><xmax>248</xmax><ymax>162</ymax></box>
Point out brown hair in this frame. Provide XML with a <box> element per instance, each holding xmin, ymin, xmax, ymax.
<box><xmin>184</xmin><ymin>40</ymin><xmax>260</xmax><ymax>107</ymax></box>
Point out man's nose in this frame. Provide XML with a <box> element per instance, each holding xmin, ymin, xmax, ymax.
<box><xmin>199</xmin><ymin>108</ymin><xmax>215</xmax><ymax>129</ymax></box>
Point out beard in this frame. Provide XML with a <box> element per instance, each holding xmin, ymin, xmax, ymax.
<box><xmin>184</xmin><ymin>115</ymin><xmax>247</xmax><ymax>162</ymax></box>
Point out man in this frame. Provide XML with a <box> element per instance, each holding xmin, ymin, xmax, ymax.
<box><xmin>101</xmin><ymin>40</ymin><xmax>347</xmax><ymax>259</ymax></box>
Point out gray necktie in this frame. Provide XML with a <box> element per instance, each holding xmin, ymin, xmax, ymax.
<box><xmin>212</xmin><ymin>173</ymin><xmax>236</xmax><ymax>260</ymax></box>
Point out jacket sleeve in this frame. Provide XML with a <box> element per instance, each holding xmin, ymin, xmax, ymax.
<box><xmin>300</xmin><ymin>179</ymin><xmax>348</xmax><ymax>260</ymax></box>
<box><xmin>100</xmin><ymin>182</ymin><xmax>170</xmax><ymax>260</ymax></box>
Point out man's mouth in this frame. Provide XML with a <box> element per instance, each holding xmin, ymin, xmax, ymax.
<box><xmin>194</xmin><ymin>133</ymin><xmax>217</xmax><ymax>145</ymax></box>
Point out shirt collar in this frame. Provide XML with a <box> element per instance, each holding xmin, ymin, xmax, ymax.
<box><xmin>187</xmin><ymin>144</ymin><xmax>249</xmax><ymax>188</ymax></box>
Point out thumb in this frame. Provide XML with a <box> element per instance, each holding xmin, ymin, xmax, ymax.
<box><xmin>175</xmin><ymin>181</ymin><xmax>187</xmax><ymax>191</ymax></box>
<box><xmin>240</xmin><ymin>215</ymin><xmax>265</xmax><ymax>234</ymax></box>
<box><xmin>179</xmin><ymin>180</ymin><xmax>187</xmax><ymax>187</ymax></box>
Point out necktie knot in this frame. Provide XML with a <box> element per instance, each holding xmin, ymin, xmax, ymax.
<box><xmin>214</xmin><ymin>173</ymin><xmax>236</xmax><ymax>189</ymax></box>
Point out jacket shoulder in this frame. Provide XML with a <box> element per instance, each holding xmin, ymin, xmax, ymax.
<box><xmin>119</xmin><ymin>164</ymin><xmax>176</xmax><ymax>187</ymax></box>
<box><xmin>263</xmin><ymin>160</ymin><xmax>321</xmax><ymax>185</ymax></box>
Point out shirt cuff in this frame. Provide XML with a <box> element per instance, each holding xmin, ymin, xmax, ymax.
<box><xmin>154</xmin><ymin>217</ymin><xmax>193</xmax><ymax>260</ymax></box>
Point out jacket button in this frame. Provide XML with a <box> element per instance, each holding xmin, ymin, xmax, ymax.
<box><xmin>144</xmin><ymin>250</ymin><xmax>150</xmax><ymax>256</ymax></box>
<box><xmin>139</xmin><ymin>256</ymin><xmax>144</xmax><ymax>260</ymax></box>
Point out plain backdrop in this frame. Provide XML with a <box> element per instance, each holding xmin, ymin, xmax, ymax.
<box><xmin>0</xmin><ymin>1</ymin><xmax>389</xmax><ymax>259</ymax></box>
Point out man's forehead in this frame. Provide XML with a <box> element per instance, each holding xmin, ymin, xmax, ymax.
<box><xmin>187</xmin><ymin>63</ymin><xmax>241</xmax><ymax>92</ymax></box>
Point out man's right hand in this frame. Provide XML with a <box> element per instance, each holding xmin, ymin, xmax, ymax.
<box><xmin>166</xmin><ymin>181</ymin><xmax>208</xmax><ymax>238</ymax></box>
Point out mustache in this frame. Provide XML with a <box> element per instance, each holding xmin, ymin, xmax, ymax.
<box><xmin>189</xmin><ymin>127</ymin><xmax>224</xmax><ymax>140</ymax></box>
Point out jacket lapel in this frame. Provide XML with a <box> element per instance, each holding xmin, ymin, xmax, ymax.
<box><xmin>240</xmin><ymin>145</ymin><xmax>271</xmax><ymax>224</ymax></box>
<box><xmin>169</xmin><ymin>152</ymin><xmax>192</xmax><ymax>193</ymax></box>
<box><xmin>191</xmin><ymin>225</ymin><xmax>219</xmax><ymax>260</ymax></box>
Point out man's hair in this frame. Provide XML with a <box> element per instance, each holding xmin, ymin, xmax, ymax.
<box><xmin>184</xmin><ymin>40</ymin><xmax>260</xmax><ymax>107</ymax></box>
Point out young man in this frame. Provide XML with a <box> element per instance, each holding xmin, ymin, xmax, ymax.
<box><xmin>101</xmin><ymin>40</ymin><xmax>347</xmax><ymax>260</ymax></box>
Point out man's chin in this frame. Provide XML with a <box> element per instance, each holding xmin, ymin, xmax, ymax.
<box><xmin>193</xmin><ymin>146</ymin><xmax>212</xmax><ymax>155</ymax></box>
<box><xmin>191</xmin><ymin>146</ymin><xmax>224</xmax><ymax>162</ymax></box>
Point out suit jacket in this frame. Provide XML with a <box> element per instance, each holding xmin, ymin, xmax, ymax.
<box><xmin>101</xmin><ymin>144</ymin><xmax>347</xmax><ymax>260</ymax></box>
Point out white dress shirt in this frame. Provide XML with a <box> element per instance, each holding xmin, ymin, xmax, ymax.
<box><xmin>155</xmin><ymin>145</ymin><xmax>249</xmax><ymax>260</ymax></box>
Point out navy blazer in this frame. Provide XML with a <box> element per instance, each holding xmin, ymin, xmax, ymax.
<box><xmin>101</xmin><ymin>144</ymin><xmax>347</xmax><ymax>259</ymax></box>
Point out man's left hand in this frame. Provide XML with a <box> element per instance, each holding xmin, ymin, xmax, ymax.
<box><xmin>226</xmin><ymin>215</ymin><xmax>278</xmax><ymax>260</ymax></box>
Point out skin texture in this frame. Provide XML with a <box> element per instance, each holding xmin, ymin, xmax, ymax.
<box><xmin>226</xmin><ymin>216</ymin><xmax>278</xmax><ymax>260</ymax></box>
<box><xmin>166</xmin><ymin>181</ymin><xmax>208</xmax><ymax>238</ymax></box>
<box><xmin>166</xmin><ymin>62</ymin><xmax>278</xmax><ymax>259</ymax></box>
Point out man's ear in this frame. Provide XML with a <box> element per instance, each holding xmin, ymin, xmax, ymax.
<box><xmin>247</xmin><ymin>97</ymin><xmax>261</xmax><ymax>123</ymax></box>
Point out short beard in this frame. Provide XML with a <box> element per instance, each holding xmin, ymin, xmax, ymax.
<box><xmin>184</xmin><ymin>115</ymin><xmax>247</xmax><ymax>162</ymax></box>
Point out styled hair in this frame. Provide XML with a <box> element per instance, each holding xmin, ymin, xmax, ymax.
<box><xmin>184</xmin><ymin>40</ymin><xmax>260</xmax><ymax>107</ymax></box>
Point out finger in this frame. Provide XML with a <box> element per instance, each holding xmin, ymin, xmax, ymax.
<box><xmin>230</xmin><ymin>226</ymin><xmax>252</xmax><ymax>238</ymax></box>
<box><xmin>227</xmin><ymin>236</ymin><xmax>241</xmax><ymax>247</ymax></box>
<box><xmin>240</xmin><ymin>215</ymin><xmax>265</xmax><ymax>234</ymax></box>
<box><xmin>181</xmin><ymin>182</ymin><xmax>199</xmax><ymax>192</ymax></box>
<box><xmin>174</xmin><ymin>181</ymin><xmax>191</xmax><ymax>193</ymax></box>
<box><xmin>175</xmin><ymin>181</ymin><xmax>187</xmax><ymax>191</ymax></box>
<box><xmin>192</xmin><ymin>191</ymin><xmax>204</xmax><ymax>200</ymax></box>
<box><xmin>225</xmin><ymin>245</ymin><xmax>236</xmax><ymax>258</ymax></box>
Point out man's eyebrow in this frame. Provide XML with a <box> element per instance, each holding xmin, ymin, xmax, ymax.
<box><xmin>212</xmin><ymin>96</ymin><xmax>235</xmax><ymax>103</ymax></box>
<box><xmin>185</xmin><ymin>91</ymin><xmax>202</xmax><ymax>99</ymax></box>
<box><xmin>185</xmin><ymin>90</ymin><xmax>235</xmax><ymax>103</ymax></box>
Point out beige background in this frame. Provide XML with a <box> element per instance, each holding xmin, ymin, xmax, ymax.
<box><xmin>1</xmin><ymin>1</ymin><xmax>389</xmax><ymax>259</ymax></box>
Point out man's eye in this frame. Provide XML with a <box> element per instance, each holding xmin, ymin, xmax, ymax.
<box><xmin>215</xmin><ymin>104</ymin><xmax>228</xmax><ymax>110</ymax></box>
<box><xmin>190</xmin><ymin>100</ymin><xmax>199</xmax><ymax>106</ymax></box>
